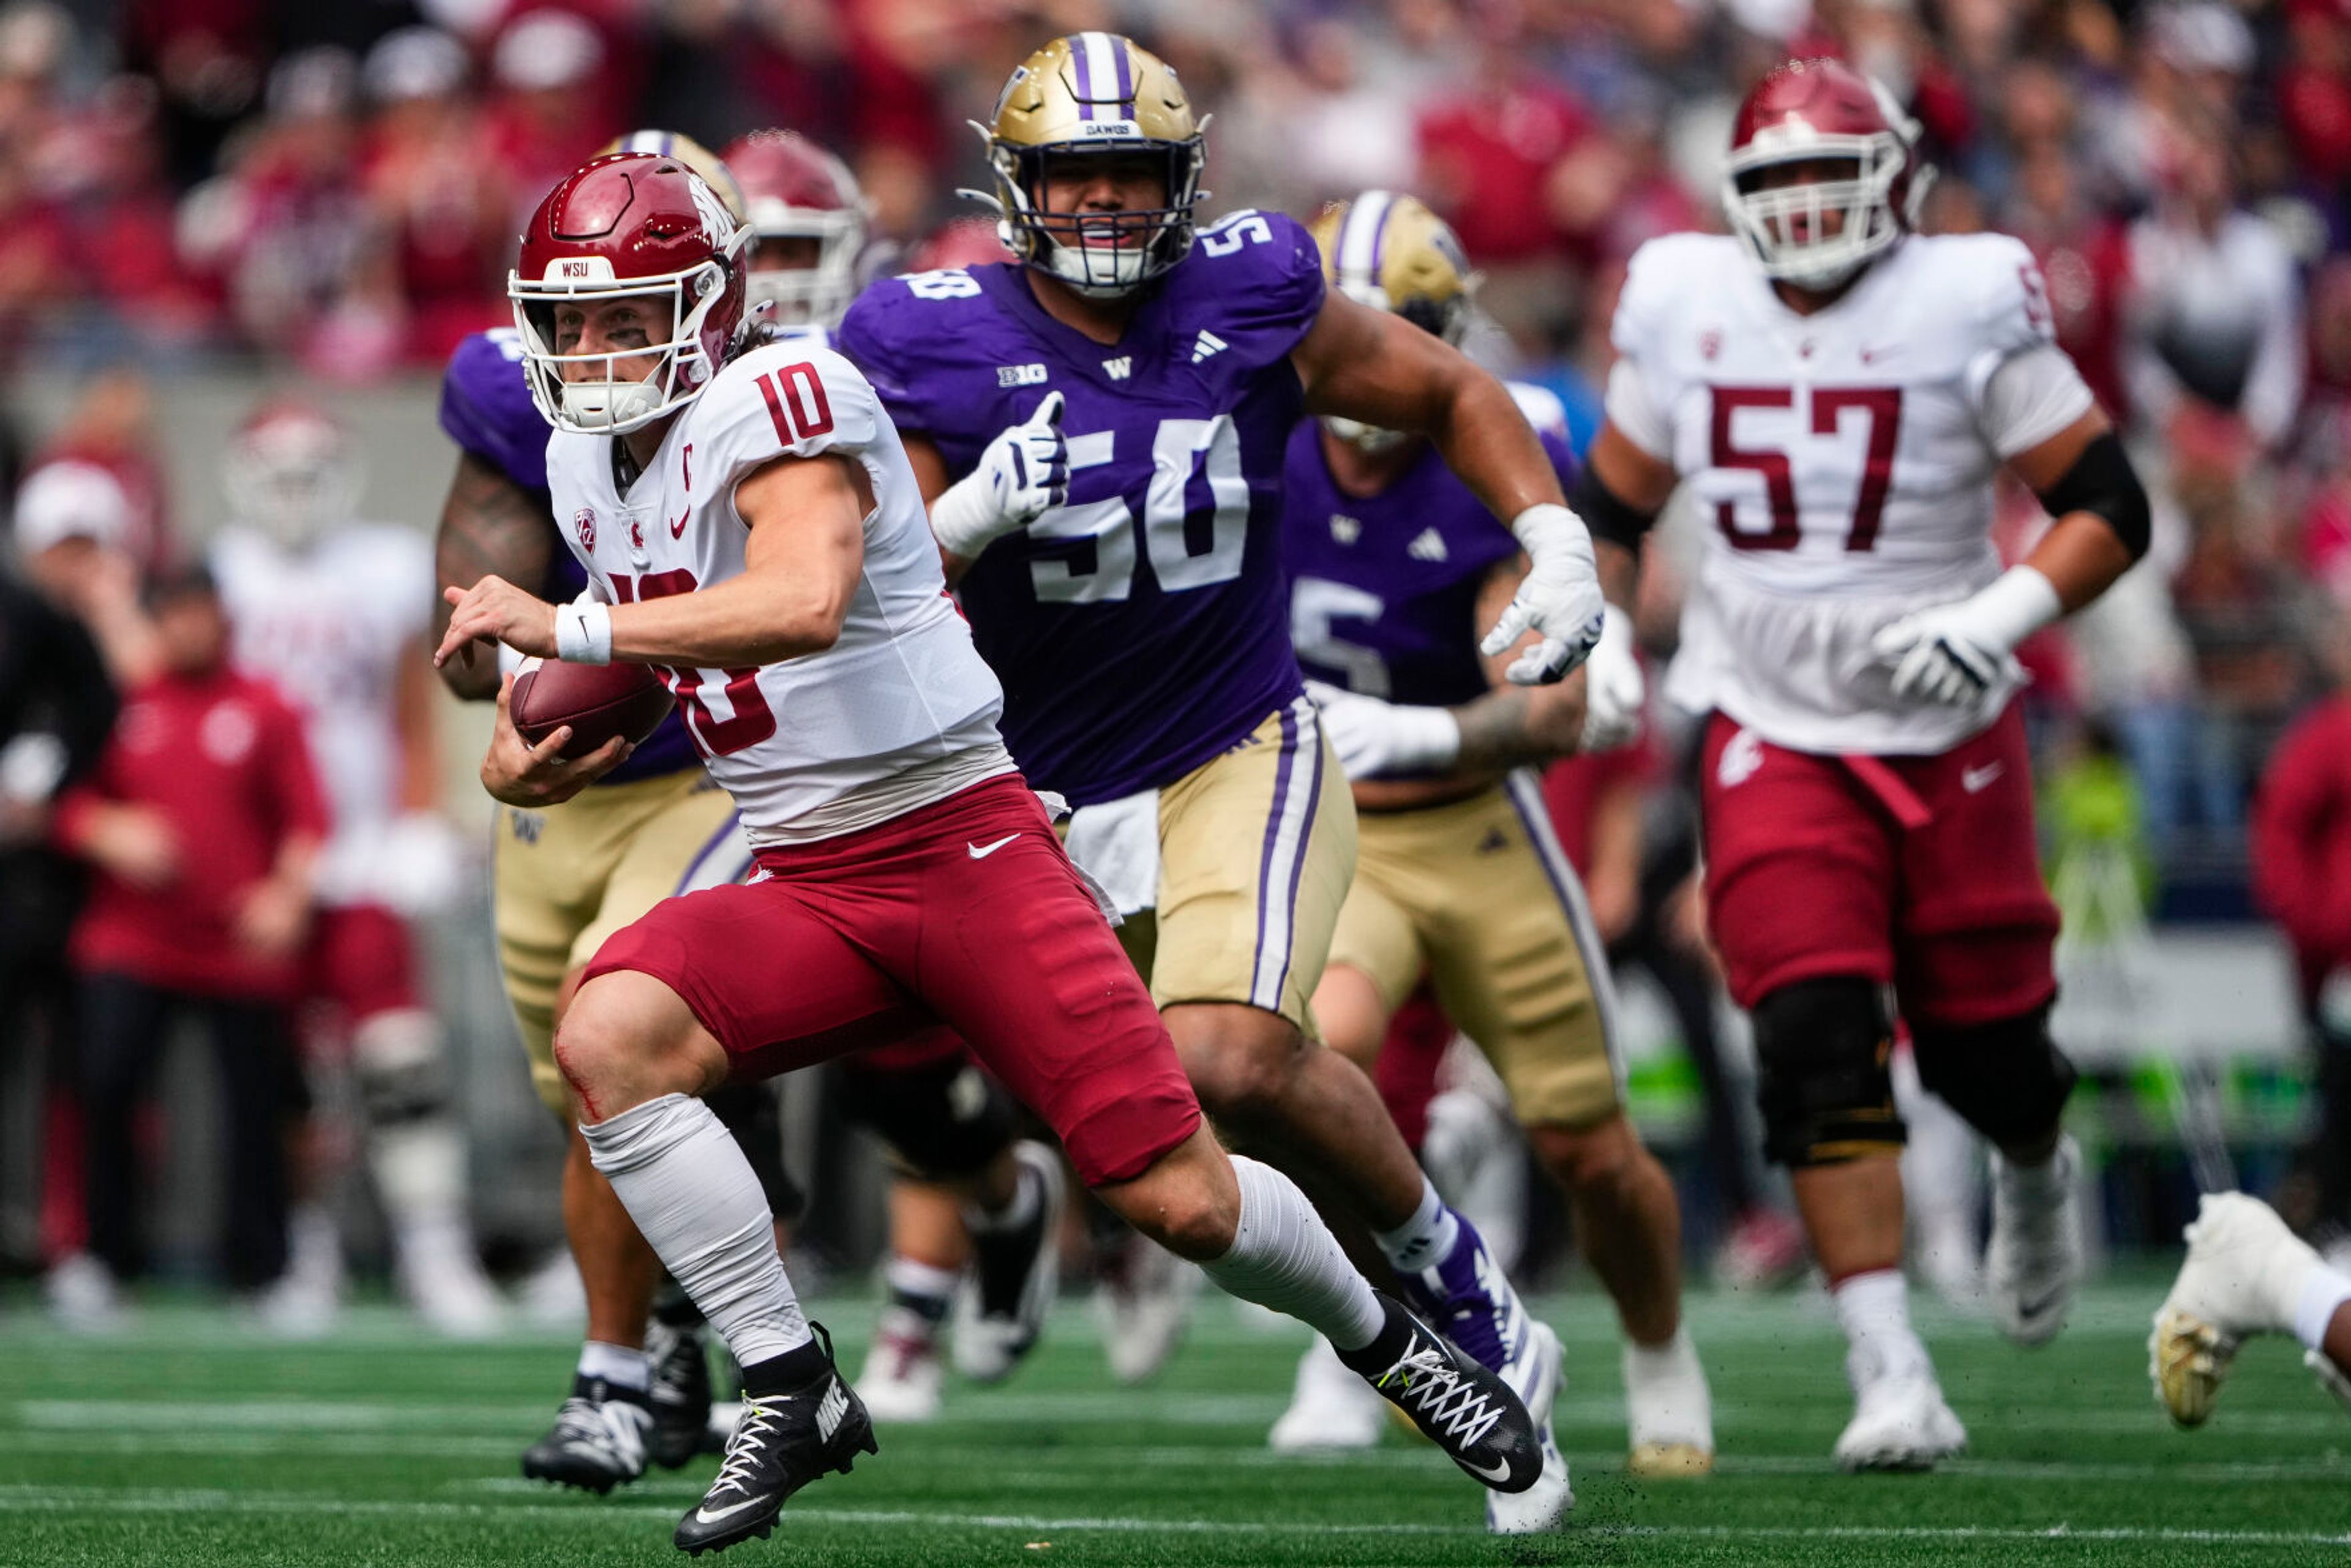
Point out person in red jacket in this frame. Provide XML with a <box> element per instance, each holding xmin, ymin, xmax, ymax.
<box><xmin>2249</xmin><ymin>636</ymin><xmax>2351</xmax><ymax>1244</ymax></box>
<box><xmin>48</xmin><ymin>565</ymin><xmax>326</xmax><ymax>1319</ymax></box>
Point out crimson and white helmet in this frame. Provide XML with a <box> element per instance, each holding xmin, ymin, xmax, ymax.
<box><xmin>1723</xmin><ymin>58</ymin><xmax>1926</xmax><ymax>291</ymax></box>
<box><xmin>721</xmin><ymin>130</ymin><xmax>869</xmax><ymax>329</ymax></box>
<box><xmin>509</xmin><ymin>152</ymin><xmax>752</xmax><ymax>435</ymax></box>
<box><xmin>224</xmin><ymin>401</ymin><xmax>361</xmax><ymax>547</ymax></box>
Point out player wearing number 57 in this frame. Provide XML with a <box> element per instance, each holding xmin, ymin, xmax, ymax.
<box><xmin>1575</xmin><ymin>56</ymin><xmax>2153</xmax><ymax>1470</ymax></box>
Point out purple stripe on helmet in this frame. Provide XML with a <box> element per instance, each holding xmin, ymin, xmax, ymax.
<box><xmin>1369</xmin><ymin>203</ymin><xmax>1390</xmax><ymax>282</ymax></box>
<box><xmin>1070</xmin><ymin>35</ymin><xmax>1097</xmax><ymax>119</ymax></box>
<box><xmin>1111</xmin><ymin>36</ymin><xmax>1134</xmax><ymax>110</ymax></box>
<box><xmin>1250</xmin><ymin>707</ymin><xmax>1301</xmax><ymax>1002</ymax></box>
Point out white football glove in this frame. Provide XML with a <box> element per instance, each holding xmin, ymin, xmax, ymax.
<box><xmin>1870</xmin><ymin>566</ymin><xmax>2062</xmax><ymax>708</ymax></box>
<box><xmin>928</xmin><ymin>390</ymin><xmax>1068</xmax><ymax>559</ymax></box>
<box><xmin>1578</xmin><ymin>603</ymin><xmax>1644</xmax><ymax>752</ymax></box>
<box><xmin>1480</xmin><ymin>503</ymin><xmax>1607</xmax><ymax>685</ymax></box>
<box><xmin>1305</xmin><ymin>680</ymin><xmax>1460</xmax><ymax>779</ymax></box>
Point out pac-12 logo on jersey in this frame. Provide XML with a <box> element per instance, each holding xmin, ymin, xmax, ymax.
<box><xmin>574</xmin><ymin>508</ymin><xmax>596</xmax><ymax>552</ymax></box>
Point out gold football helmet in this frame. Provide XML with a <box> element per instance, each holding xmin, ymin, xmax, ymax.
<box><xmin>1309</xmin><ymin>191</ymin><xmax>1477</xmax><ymax>451</ymax></box>
<box><xmin>599</xmin><ymin>128</ymin><xmax>749</xmax><ymax>227</ymax></box>
<box><xmin>975</xmin><ymin>32</ymin><xmax>1206</xmax><ymax>298</ymax></box>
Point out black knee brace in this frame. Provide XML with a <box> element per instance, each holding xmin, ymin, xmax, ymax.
<box><xmin>1751</xmin><ymin>978</ymin><xmax>1903</xmax><ymax>1168</ymax></box>
<box><xmin>1911</xmin><ymin>1004</ymin><xmax>2077</xmax><ymax>1152</ymax></box>
<box><xmin>836</xmin><ymin>1056</ymin><xmax>1019</xmax><ymax>1180</ymax></box>
<box><xmin>707</xmin><ymin>1082</ymin><xmax>806</xmax><ymax>1224</ymax></box>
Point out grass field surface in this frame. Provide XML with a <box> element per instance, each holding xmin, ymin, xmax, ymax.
<box><xmin>4</xmin><ymin>1278</ymin><xmax>2347</xmax><ymax>1566</ymax></box>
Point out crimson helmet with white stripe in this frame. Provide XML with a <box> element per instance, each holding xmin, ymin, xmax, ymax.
<box><xmin>1723</xmin><ymin>58</ymin><xmax>1925</xmax><ymax>291</ymax></box>
<box><xmin>722</xmin><ymin>130</ymin><xmax>870</xmax><ymax>329</ymax></box>
<box><xmin>509</xmin><ymin>152</ymin><xmax>752</xmax><ymax>435</ymax></box>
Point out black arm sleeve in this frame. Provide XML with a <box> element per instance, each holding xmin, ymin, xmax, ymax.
<box><xmin>1570</xmin><ymin>463</ymin><xmax>1661</xmax><ymax>552</ymax></box>
<box><xmin>2033</xmin><ymin>429</ymin><xmax>2150</xmax><ymax>561</ymax></box>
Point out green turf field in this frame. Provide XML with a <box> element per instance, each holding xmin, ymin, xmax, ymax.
<box><xmin>3</xmin><ymin>1278</ymin><xmax>2347</xmax><ymax>1567</ymax></box>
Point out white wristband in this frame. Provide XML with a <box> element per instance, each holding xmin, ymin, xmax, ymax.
<box><xmin>555</xmin><ymin>598</ymin><xmax>613</xmax><ymax>665</ymax></box>
<box><xmin>1973</xmin><ymin>565</ymin><xmax>2064</xmax><ymax>652</ymax></box>
<box><xmin>930</xmin><ymin>469</ymin><xmax>1018</xmax><ymax>560</ymax></box>
<box><xmin>1391</xmin><ymin>705</ymin><xmax>1463</xmax><ymax>772</ymax></box>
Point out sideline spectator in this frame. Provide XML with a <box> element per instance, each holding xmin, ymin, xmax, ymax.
<box><xmin>45</xmin><ymin>565</ymin><xmax>323</xmax><ymax>1324</ymax></box>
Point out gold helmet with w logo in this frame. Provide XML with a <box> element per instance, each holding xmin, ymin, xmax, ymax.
<box><xmin>976</xmin><ymin>32</ymin><xmax>1206</xmax><ymax>298</ymax></box>
<box><xmin>1310</xmin><ymin>191</ymin><xmax>1478</xmax><ymax>451</ymax></box>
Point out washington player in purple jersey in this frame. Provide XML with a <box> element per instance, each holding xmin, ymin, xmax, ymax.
<box><xmin>1278</xmin><ymin>193</ymin><xmax>1713</xmax><ymax>1529</ymax></box>
<box><xmin>836</xmin><ymin>32</ymin><xmax>1608</xmax><ymax>1454</ymax></box>
<box><xmin>430</xmin><ymin>132</ymin><xmax>1068</xmax><ymax>1495</ymax></box>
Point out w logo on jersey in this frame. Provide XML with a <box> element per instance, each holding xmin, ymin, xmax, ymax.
<box><xmin>1103</xmin><ymin>356</ymin><xmax>1132</xmax><ymax>380</ymax></box>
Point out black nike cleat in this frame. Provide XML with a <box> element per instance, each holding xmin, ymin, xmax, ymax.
<box><xmin>522</xmin><ymin>1374</ymin><xmax>653</xmax><ymax>1494</ymax></box>
<box><xmin>1340</xmin><ymin>1292</ymin><xmax>1542</xmax><ymax>1493</ymax></box>
<box><xmin>645</xmin><ymin>1318</ymin><xmax>714</xmax><ymax>1470</ymax></box>
<box><xmin>673</xmin><ymin>1326</ymin><xmax>877</xmax><ymax>1556</ymax></box>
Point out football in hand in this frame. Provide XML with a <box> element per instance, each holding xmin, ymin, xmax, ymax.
<box><xmin>509</xmin><ymin>658</ymin><xmax>673</xmax><ymax>759</ymax></box>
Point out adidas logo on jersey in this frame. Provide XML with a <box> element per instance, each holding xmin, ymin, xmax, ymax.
<box><xmin>1330</xmin><ymin>513</ymin><xmax>1362</xmax><ymax>545</ymax></box>
<box><xmin>815</xmin><ymin>1378</ymin><xmax>850</xmax><ymax>1442</ymax></box>
<box><xmin>1408</xmin><ymin>528</ymin><xmax>1449</xmax><ymax>563</ymax></box>
<box><xmin>1191</xmin><ymin>330</ymin><xmax>1228</xmax><ymax>364</ymax></box>
<box><xmin>997</xmin><ymin>362</ymin><xmax>1048</xmax><ymax>388</ymax></box>
<box><xmin>1103</xmin><ymin>356</ymin><xmax>1132</xmax><ymax>380</ymax></box>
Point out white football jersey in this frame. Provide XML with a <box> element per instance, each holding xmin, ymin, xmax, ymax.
<box><xmin>212</xmin><ymin>522</ymin><xmax>434</xmax><ymax>895</ymax></box>
<box><xmin>545</xmin><ymin>341</ymin><xmax>1013</xmax><ymax>846</ymax></box>
<box><xmin>1608</xmin><ymin>231</ymin><xmax>2095</xmax><ymax>754</ymax></box>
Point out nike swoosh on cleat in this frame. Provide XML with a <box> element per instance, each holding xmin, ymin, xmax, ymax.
<box><xmin>1463</xmin><ymin>1454</ymin><xmax>1513</xmax><ymax>1484</ymax></box>
<box><xmin>967</xmin><ymin>834</ymin><xmax>1019</xmax><ymax>860</ymax></box>
<box><xmin>2017</xmin><ymin>1289</ymin><xmax>2064</xmax><ymax>1320</ymax></box>
<box><xmin>692</xmin><ymin>1497</ymin><xmax>766</xmax><ymax>1525</ymax></box>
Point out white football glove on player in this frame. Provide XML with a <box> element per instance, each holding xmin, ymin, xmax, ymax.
<box><xmin>1305</xmin><ymin>680</ymin><xmax>1460</xmax><ymax>779</ymax></box>
<box><xmin>1480</xmin><ymin>503</ymin><xmax>1607</xmax><ymax>686</ymax></box>
<box><xmin>1578</xmin><ymin>604</ymin><xmax>1644</xmax><ymax>752</ymax></box>
<box><xmin>1870</xmin><ymin>565</ymin><xmax>2062</xmax><ymax>708</ymax></box>
<box><xmin>928</xmin><ymin>390</ymin><xmax>1068</xmax><ymax>560</ymax></box>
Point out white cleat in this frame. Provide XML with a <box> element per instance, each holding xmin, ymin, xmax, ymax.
<box><xmin>857</xmin><ymin>1318</ymin><xmax>945</xmax><ymax>1423</ymax></box>
<box><xmin>2150</xmin><ymin>1192</ymin><xmax>2313</xmax><ymax>1427</ymax></box>
<box><xmin>1096</xmin><ymin>1228</ymin><xmax>1202</xmax><ymax>1384</ymax></box>
<box><xmin>1486</xmin><ymin>1322</ymin><xmax>1570</xmax><ymax>1534</ymax></box>
<box><xmin>1269</xmin><ymin>1335</ymin><xmax>1388</xmax><ymax>1452</ymax></box>
<box><xmin>43</xmin><ymin>1253</ymin><xmax>126</xmax><ymax>1334</ymax></box>
<box><xmin>1986</xmin><ymin>1134</ymin><xmax>2083</xmax><ymax>1346</ymax></box>
<box><xmin>1834</xmin><ymin>1374</ymin><xmax>1967</xmax><ymax>1471</ymax></box>
<box><xmin>396</xmin><ymin>1221</ymin><xmax>506</xmax><ymax>1340</ymax></box>
<box><xmin>1624</xmin><ymin>1330</ymin><xmax>1715</xmax><ymax>1479</ymax></box>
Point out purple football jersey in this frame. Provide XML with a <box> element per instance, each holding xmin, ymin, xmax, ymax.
<box><xmin>838</xmin><ymin>209</ymin><xmax>1324</xmax><ymax>806</ymax></box>
<box><xmin>1282</xmin><ymin>421</ymin><xmax>1576</xmax><ymax>707</ymax></box>
<box><xmin>437</xmin><ymin>328</ymin><xmax>700</xmax><ymax>782</ymax></box>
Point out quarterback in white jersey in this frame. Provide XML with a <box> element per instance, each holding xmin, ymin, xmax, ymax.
<box><xmin>1575</xmin><ymin>59</ymin><xmax>2151</xmax><ymax>1472</ymax></box>
<box><xmin>209</xmin><ymin>399</ymin><xmax>502</xmax><ymax>1338</ymax></box>
<box><xmin>437</xmin><ymin>150</ymin><xmax>1543</xmax><ymax>1555</ymax></box>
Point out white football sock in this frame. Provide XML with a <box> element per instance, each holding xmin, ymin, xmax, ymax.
<box><xmin>2293</xmin><ymin>1263</ymin><xmax>2351</xmax><ymax>1357</ymax></box>
<box><xmin>579</xmin><ymin>1340</ymin><xmax>651</xmax><ymax>1392</ymax></box>
<box><xmin>1199</xmin><ymin>1155</ymin><xmax>1387</xmax><ymax>1353</ymax></box>
<box><xmin>1373</xmin><ymin>1173</ymin><xmax>1460</xmax><ymax>1275</ymax></box>
<box><xmin>1834</xmin><ymin>1269</ymin><xmax>1932</xmax><ymax>1387</ymax></box>
<box><xmin>582</xmin><ymin>1093</ymin><xmax>812</xmax><ymax>1367</ymax></box>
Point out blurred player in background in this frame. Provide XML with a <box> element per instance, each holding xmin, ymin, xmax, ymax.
<box><xmin>1277</xmin><ymin>192</ymin><xmax>1710</xmax><ymax>1525</ymax></box>
<box><xmin>49</xmin><ymin>566</ymin><xmax>322</xmax><ymax>1322</ymax></box>
<box><xmin>210</xmin><ymin>399</ymin><xmax>503</xmax><ymax>1338</ymax></box>
<box><xmin>440</xmin><ymin>149</ymin><xmax>1543</xmax><ymax>1553</ymax></box>
<box><xmin>836</xmin><ymin>36</ymin><xmax>1608</xmax><ymax>1469</ymax></box>
<box><xmin>1576</xmin><ymin>59</ymin><xmax>2150</xmax><ymax>1468</ymax></box>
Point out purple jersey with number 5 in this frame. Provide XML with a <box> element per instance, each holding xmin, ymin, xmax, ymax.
<box><xmin>1282</xmin><ymin>420</ymin><xmax>1575</xmax><ymax>707</ymax></box>
<box><xmin>437</xmin><ymin>327</ymin><xmax>700</xmax><ymax>782</ymax></box>
<box><xmin>837</xmin><ymin>209</ymin><xmax>1324</xmax><ymax>807</ymax></box>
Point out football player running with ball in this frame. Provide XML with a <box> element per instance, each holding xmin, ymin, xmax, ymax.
<box><xmin>438</xmin><ymin>152</ymin><xmax>1542</xmax><ymax>1556</ymax></box>
<box><xmin>1578</xmin><ymin>59</ymin><xmax>2150</xmax><ymax>1469</ymax></box>
<box><xmin>836</xmin><ymin>32</ymin><xmax>1605</xmax><ymax>1441</ymax></box>
<box><xmin>1280</xmin><ymin>192</ymin><xmax>1712</xmax><ymax>1528</ymax></box>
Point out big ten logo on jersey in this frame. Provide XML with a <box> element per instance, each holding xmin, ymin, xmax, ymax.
<box><xmin>607</xmin><ymin>568</ymin><xmax>778</xmax><ymax>757</ymax></box>
<box><xmin>997</xmin><ymin>363</ymin><xmax>1049</xmax><ymax>388</ymax></box>
<box><xmin>1708</xmin><ymin>384</ymin><xmax>1900</xmax><ymax>553</ymax></box>
<box><xmin>1029</xmin><ymin>415</ymin><xmax>1250</xmax><ymax>603</ymax></box>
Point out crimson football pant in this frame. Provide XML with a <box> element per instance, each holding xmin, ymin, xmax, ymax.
<box><xmin>75</xmin><ymin>972</ymin><xmax>292</xmax><ymax>1289</ymax></box>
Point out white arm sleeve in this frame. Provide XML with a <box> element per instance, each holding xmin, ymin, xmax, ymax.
<box><xmin>1977</xmin><ymin>343</ymin><xmax>2098</xmax><ymax>460</ymax></box>
<box><xmin>1604</xmin><ymin>356</ymin><xmax>1674</xmax><ymax>460</ymax></box>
